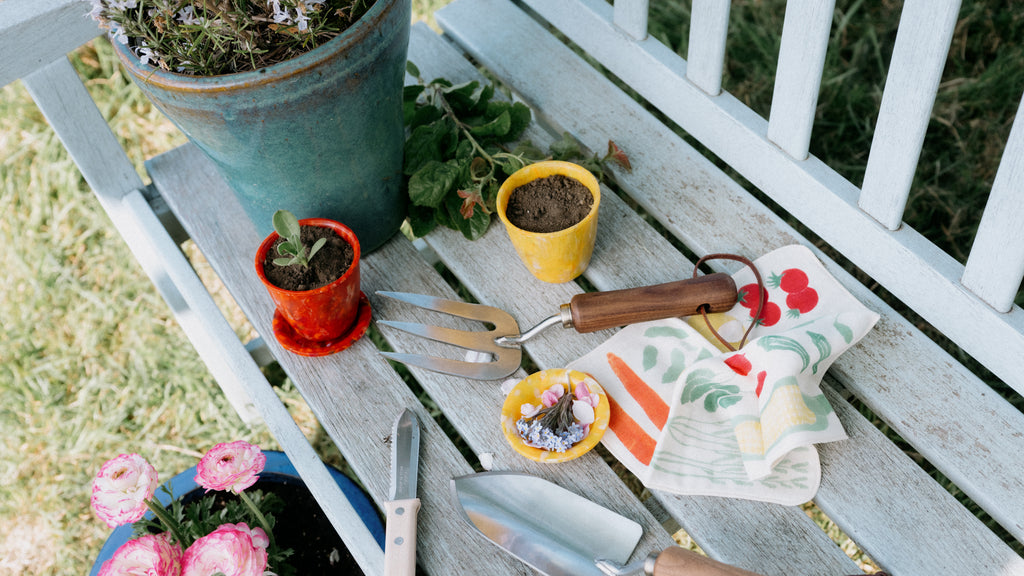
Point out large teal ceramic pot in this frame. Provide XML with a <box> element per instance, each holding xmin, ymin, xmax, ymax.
<box><xmin>112</xmin><ymin>0</ymin><xmax>411</xmax><ymax>252</ymax></box>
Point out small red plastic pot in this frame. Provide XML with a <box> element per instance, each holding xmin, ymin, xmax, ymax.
<box><xmin>255</xmin><ymin>218</ymin><xmax>370</xmax><ymax>356</ymax></box>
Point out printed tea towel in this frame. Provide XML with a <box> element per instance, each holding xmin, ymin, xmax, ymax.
<box><xmin>567</xmin><ymin>245</ymin><xmax>879</xmax><ymax>504</ymax></box>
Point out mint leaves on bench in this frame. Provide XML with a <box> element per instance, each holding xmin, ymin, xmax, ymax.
<box><xmin>402</xmin><ymin>62</ymin><xmax>630</xmax><ymax>240</ymax></box>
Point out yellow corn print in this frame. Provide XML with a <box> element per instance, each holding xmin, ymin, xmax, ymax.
<box><xmin>760</xmin><ymin>383</ymin><xmax>816</xmax><ymax>449</ymax></box>
<box><xmin>733</xmin><ymin>420</ymin><xmax>764</xmax><ymax>455</ymax></box>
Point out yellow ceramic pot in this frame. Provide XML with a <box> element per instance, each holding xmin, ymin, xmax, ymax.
<box><xmin>496</xmin><ymin>161</ymin><xmax>600</xmax><ymax>283</ymax></box>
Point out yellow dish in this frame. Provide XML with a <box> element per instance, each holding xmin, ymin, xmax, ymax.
<box><xmin>501</xmin><ymin>369</ymin><xmax>610</xmax><ymax>463</ymax></box>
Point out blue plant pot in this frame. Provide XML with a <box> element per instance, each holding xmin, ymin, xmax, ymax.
<box><xmin>89</xmin><ymin>451</ymin><xmax>384</xmax><ymax>575</ymax></box>
<box><xmin>112</xmin><ymin>0</ymin><xmax>412</xmax><ymax>253</ymax></box>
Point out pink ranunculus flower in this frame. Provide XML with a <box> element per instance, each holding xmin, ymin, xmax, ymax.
<box><xmin>181</xmin><ymin>523</ymin><xmax>269</xmax><ymax>576</ymax></box>
<box><xmin>97</xmin><ymin>532</ymin><xmax>184</xmax><ymax>576</ymax></box>
<box><xmin>91</xmin><ymin>453</ymin><xmax>160</xmax><ymax>528</ymax></box>
<box><xmin>194</xmin><ymin>441</ymin><xmax>266</xmax><ymax>494</ymax></box>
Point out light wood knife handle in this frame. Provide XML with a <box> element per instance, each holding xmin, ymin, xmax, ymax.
<box><xmin>568</xmin><ymin>273</ymin><xmax>738</xmax><ymax>333</ymax></box>
<box><xmin>650</xmin><ymin>546</ymin><xmax>766</xmax><ymax>576</ymax></box>
<box><xmin>384</xmin><ymin>498</ymin><xmax>420</xmax><ymax>576</ymax></box>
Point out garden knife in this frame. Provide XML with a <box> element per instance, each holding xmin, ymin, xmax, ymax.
<box><xmin>451</xmin><ymin>471</ymin><xmax>764</xmax><ymax>576</ymax></box>
<box><xmin>384</xmin><ymin>409</ymin><xmax>420</xmax><ymax>576</ymax></box>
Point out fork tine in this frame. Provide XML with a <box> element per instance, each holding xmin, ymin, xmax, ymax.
<box><xmin>376</xmin><ymin>291</ymin><xmax>519</xmax><ymax>329</ymax></box>
<box><xmin>379</xmin><ymin>351</ymin><xmax>522</xmax><ymax>380</ymax></box>
<box><xmin>377</xmin><ymin>320</ymin><xmax>503</xmax><ymax>352</ymax></box>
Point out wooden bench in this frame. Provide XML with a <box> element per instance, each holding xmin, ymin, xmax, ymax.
<box><xmin>5</xmin><ymin>0</ymin><xmax>1023</xmax><ymax>574</ymax></box>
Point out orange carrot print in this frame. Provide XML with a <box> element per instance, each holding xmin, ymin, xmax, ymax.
<box><xmin>607</xmin><ymin>396</ymin><xmax>657</xmax><ymax>466</ymax></box>
<box><xmin>607</xmin><ymin>352</ymin><xmax>670</xmax><ymax>430</ymax></box>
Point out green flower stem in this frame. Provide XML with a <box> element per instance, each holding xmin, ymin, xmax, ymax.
<box><xmin>238</xmin><ymin>490</ymin><xmax>277</xmax><ymax>550</ymax></box>
<box><xmin>145</xmin><ymin>499</ymin><xmax>190</xmax><ymax>547</ymax></box>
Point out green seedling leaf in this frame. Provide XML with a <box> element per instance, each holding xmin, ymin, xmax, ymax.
<box><xmin>493</xmin><ymin>153</ymin><xmax>527</xmax><ymax>176</ymax></box>
<box><xmin>307</xmin><ymin>237</ymin><xmax>327</xmax><ymax>261</ymax></box>
<box><xmin>469</xmin><ymin>110</ymin><xmax>512</xmax><ymax>137</ymax></box>
<box><xmin>407</xmin><ymin>205</ymin><xmax>439</xmax><ymax>238</ymax></box>
<box><xmin>272</xmin><ymin>209</ymin><xmax>301</xmax><ymax>241</ymax></box>
<box><xmin>409</xmin><ymin>160</ymin><xmax>462</xmax><ymax>208</ymax></box>
<box><xmin>403</xmin><ymin>118</ymin><xmax>457</xmax><ymax>176</ymax></box>
<box><xmin>549</xmin><ymin>131</ymin><xmax>582</xmax><ymax>159</ymax></box>
<box><xmin>507</xmin><ymin>102</ymin><xmax>532</xmax><ymax>140</ymax></box>
<box><xmin>406</xmin><ymin>61</ymin><xmax>420</xmax><ymax>78</ymax></box>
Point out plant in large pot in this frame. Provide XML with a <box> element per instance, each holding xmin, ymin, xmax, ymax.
<box><xmin>89</xmin><ymin>441</ymin><xmax>384</xmax><ymax>576</ymax></box>
<box><xmin>87</xmin><ymin>0</ymin><xmax>411</xmax><ymax>252</ymax></box>
<box><xmin>255</xmin><ymin>210</ymin><xmax>371</xmax><ymax>356</ymax></box>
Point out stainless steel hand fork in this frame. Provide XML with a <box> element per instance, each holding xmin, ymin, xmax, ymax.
<box><xmin>376</xmin><ymin>274</ymin><xmax>737</xmax><ymax>380</ymax></box>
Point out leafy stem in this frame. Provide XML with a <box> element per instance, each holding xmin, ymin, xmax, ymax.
<box><xmin>402</xmin><ymin>62</ymin><xmax>632</xmax><ymax>241</ymax></box>
<box><xmin>145</xmin><ymin>498</ymin><xmax>190</xmax><ymax>547</ymax></box>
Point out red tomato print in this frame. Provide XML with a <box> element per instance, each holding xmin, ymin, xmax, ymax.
<box><xmin>778</xmin><ymin>268</ymin><xmax>809</xmax><ymax>293</ymax></box>
<box><xmin>751</xmin><ymin>301</ymin><xmax>781</xmax><ymax>326</ymax></box>
<box><xmin>737</xmin><ymin>283</ymin><xmax>767</xmax><ymax>309</ymax></box>
<box><xmin>755</xmin><ymin>371</ymin><xmax>767</xmax><ymax>397</ymax></box>
<box><xmin>785</xmin><ymin>287</ymin><xmax>818</xmax><ymax>316</ymax></box>
<box><xmin>724</xmin><ymin>354</ymin><xmax>752</xmax><ymax>376</ymax></box>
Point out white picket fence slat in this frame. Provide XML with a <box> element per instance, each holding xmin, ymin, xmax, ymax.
<box><xmin>766</xmin><ymin>0</ymin><xmax>835</xmax><ymax>161</ymax></box>
<box><xmin>858</xmin><ymin>0</ymin><xmax>962</xmax><ymax>230</ymax></box>
<box><xmin>962</xmin><ymin>94</ymin><xmax>1024</xmax><ymax>312</ymax></box>
<box><xmin>685</xmin><ymin>0</ymin><xmax>730</xmax><ymax>96</ymax></box>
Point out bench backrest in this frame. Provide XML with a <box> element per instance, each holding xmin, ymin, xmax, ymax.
<box><xmin>522</xmin><ymin>0</ymin><xmax>1024</xmax><ymax>393</ymax></box>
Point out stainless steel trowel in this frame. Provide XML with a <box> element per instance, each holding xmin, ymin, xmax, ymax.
<box><xmin>451</xmin><ymin>471</ymin><xmax>765</xmax><ymax>576</ymax></box>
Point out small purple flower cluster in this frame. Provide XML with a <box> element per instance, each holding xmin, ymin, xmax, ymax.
<box><xmin>515</xmin><ymin>418</ymin><xmax>587</xmax><ymax>452</ymax></box>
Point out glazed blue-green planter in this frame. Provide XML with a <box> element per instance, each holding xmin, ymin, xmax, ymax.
<box><xmin>113</xmin><ymin>0</ymin><xmax>411</xmax><ymax>252</ymax></box>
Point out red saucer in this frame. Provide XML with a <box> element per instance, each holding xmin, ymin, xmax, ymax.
<box><xmin>272</xmin><ymin>292</ymin><xmax>372</xmax><ymax>357</ymax></box>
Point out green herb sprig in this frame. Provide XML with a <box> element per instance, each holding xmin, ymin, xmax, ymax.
<box><xmin>271</xmin><ymin>209</ymin><xmax>325</xmax><ymax>268</ymax></box>
<box><xmin>402</xmin><ymin>62</ymin><xmax>632</xmax><ymax>240</ymax></box>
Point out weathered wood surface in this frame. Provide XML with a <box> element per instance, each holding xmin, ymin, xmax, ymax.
<box><xmin>0</xmin><ymin>0</ymin><xmax>97</xmax><ymax>88</ymax></box>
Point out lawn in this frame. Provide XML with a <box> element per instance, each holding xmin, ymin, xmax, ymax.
<box><xmin>1</xmin><ymin>1</ymin><xmax>1019</xmax><ymax>574</ymax></box>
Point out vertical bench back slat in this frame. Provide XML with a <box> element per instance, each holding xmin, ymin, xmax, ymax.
<box><xmin>962</xmin><ymin>97</ymin><xmax>1024</xmax><ymax>313</ymax></box>
<box><xmin>766</xmin><ymin>0</ymin><xmax>835</xmax><ymax>161</ymax></box>
<box><xmin>685</xmin><ymin>0</ymin><xmax>730</xmax><ymax>96</ymax></box>
<box><xmin>613</xmin><ymin>0</ymin><xmax>648</xmax><ymax>41</ymax></box>
<box><xmin>857</xmin><ymin>0</ymin><xmax>962</xmax><ymax>230</ymax></box>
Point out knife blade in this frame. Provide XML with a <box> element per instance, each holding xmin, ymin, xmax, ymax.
<box><xmin>385</xmin><ymin>408</ymin><xmax>420</xmax><ymax>576</ymax></box>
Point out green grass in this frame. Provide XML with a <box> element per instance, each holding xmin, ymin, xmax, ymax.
<box><xmin>1</xmin><ymin>1</ymin><xmax>1021</xmax><ymax>574</ymax></box>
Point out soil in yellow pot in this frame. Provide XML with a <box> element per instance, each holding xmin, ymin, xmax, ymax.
<box><xmin>497</xmin><ymin>161</ymin><xmax>600</xmax><ymax>283</ymax></box>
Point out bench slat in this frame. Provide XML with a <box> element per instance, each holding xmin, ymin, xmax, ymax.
<box><xmin>857</xmin><ymin>0</ymin><xmax>962</xmax><ymax>230</ymax></box>
<box><xmin>962</xmin><ymin>95</ymin><xmax>1024</xmax><ymax>312</ymax></box>
<box><xmin>767</xmin><ymin>0</ymin><xmax>835</xmax><ymax>161</ymax></box>
<box><xmin>0</xmin><ymin>0</ymin><xmax>98</xmax><ymax>88</ymax></box>
<box><xmin>686</xmin><ymin>0</ymin><xmax>730</xmax><ymax>96</ymax></box>
<box><xmin>436</xmin><ymin>0</ymin><xmax>1024</xmax><ymax>567</ymax></box>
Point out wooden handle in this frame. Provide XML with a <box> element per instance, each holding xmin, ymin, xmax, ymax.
<box><xmin>383</xmin><ymin>498</ymin><xmax>420</xmax><ymax>576</ymax></box>
<box><xmin>568</xmin><ymin>273</ymin><xmax>737</xmax><ymax>333</ymax></box>
<box><xmin>650</xmin><ymin>546</ymin><xmax>766</xmax><ymax>576</ymax></box>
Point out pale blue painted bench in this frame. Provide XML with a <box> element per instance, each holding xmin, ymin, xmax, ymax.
<box><xmin>4</xmin><ymin>0</ymin><xmax>1023</xmax><ymax>574</ymax></box>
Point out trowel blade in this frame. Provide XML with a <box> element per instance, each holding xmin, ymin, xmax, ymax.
<box><xmin>451</xmin><ymin>471</ymin><xmax>643</xmax><ymax>576</ymax></box>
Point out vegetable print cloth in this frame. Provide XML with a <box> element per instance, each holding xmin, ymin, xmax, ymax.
<box><xmin>567</xmin><ymin>245</ymin><xmax>879</xmax><ymax>505</ymax></box>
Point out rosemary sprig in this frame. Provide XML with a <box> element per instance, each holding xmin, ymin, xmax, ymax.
<box><xmin>530</xmin><ymin>390</ymin><xmax>576</xmax><ymax>435</ymax></box>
